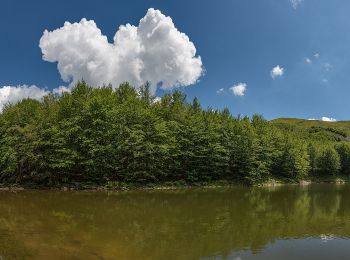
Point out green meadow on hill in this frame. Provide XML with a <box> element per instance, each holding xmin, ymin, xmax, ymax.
<box><xmin>271</xmin><ymin>118</ymin><xmax>350</xmax><ymax>142</ymax></box>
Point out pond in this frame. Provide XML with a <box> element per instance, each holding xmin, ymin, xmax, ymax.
<box><xmin>0</xmin><ymin>184</ymin><xmax>350</xmax><ymax>259</ymax></box>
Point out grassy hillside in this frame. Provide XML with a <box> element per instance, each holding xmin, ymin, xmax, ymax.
<box><xmin>271</xmin><ymin>118</ymin><xmax>350</xmax><ymax>142</ymax></box>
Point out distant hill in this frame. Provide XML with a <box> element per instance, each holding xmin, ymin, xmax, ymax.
<box><xmin>270</xmin><ymin>118</ymin><xmax>350</xmax><ymax>142</ymax></box>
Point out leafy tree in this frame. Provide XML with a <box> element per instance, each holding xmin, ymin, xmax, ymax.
<box><xmin>307</xmin><ymin>143</ymin><xmax>318</xmax><ymax>174</ymax></box>
<box><xmin>276</xmin><ymin>136</ymin><xmax>310</xmax><ymax>179</ymax></box>
<box><xmin>335</xmin><ymin>142</ymin><xmax>350</xmax><ymax>175</ymax></box>
<box><xmin>316</xmin><ymin>146</ymin><xmax>341</xmax><ymax>176</ymax></box>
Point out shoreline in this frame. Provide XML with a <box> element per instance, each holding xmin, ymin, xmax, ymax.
<box><xmin>0</xmin><ymin>176</ymin><xmax>349</xmax><ymax>191</ymax></box>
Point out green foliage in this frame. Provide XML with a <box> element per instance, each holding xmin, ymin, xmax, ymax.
<box><xmin>307</xmin><ymin>143</ymin><xmax>318</xmax><ymax>174</ymax></box>
<box><xmin>275</xmin><ymin>136</ymin><xmax>310</xmax><ymax>179</ymax></box>
<box><xmin>316</xmin><ymin>146</ymin><xmax>341</xmax><ymax>176</ymax></box>
<box><xmin>0</xmin><ymin>82</ymin><xmax>347</xmax><ymax>186</ymax></box>
<box><xmin>271</xmin><ymin>118</ymin><xmax>350</xmax><ymax>142</ymax></box>
<box><xmin>335</xmin><ymin>142</ymin><xmax>350</xmax><ymax>174</ymax></box>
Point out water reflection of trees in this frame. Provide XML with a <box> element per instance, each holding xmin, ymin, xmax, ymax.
<box><xmin>0</xmin><ymin>185</ymin><xmax>350</xmax><ymax>259</ymax></box>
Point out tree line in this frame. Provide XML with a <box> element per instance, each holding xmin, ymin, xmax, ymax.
<box><xmin>0</xmin><ymin>82</ymin><xmax>349</xmax><ymax>186</ymax></box>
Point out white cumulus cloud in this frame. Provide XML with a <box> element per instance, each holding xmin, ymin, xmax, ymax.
<box><xmin>308</xmin><ymin>117</ymin><xmax>337</xmax><ymax>122</ymax></box>
<box><xmin>0</xmin><ymin>85</ymin><xmax>49</xmax><ymax>111</ymax></box>
<box><xmin>321</xmin><ymin>116</ymin><xmax>336</xmax><ymax>122</ymax></box>
<box><xmin>39</xmin><ymin>8</ymin><xmax>203</xmax><ymax>94</ymax></box>
<box><xmin>271</xmin><ymin>65</ymin><xmax>284</xmax><ymax>79</ymax></box>
<box><xmin>0</xmin><ymin>85</ymin><xmax>71</xmax><ymax>112</ymax></box>
<box><xmin>230</xmin><ymin>83</ymin><xmax>247</xmax><ymax>96</ymax></box>
<box><xmin>52</xmin><ymin>86</ymin><xmax>71</xmax><ymax>94</ymax></box>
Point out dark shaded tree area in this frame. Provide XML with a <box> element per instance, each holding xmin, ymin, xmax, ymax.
<box><xmin>0</xmin><ymin>82</ymin><xmax>349</xmax><ymax>186</ymax></box>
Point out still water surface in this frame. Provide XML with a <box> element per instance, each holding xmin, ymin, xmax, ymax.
<box><xmin>1</xmin><ymin>184</ymin><xmax>350</xmax><ymax>259</ymax></box>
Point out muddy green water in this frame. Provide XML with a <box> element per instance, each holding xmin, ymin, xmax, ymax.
<box><xmin>1</xmin><ymin>184</ymin><xmax>350</xmax><ymax>259</ymax></box>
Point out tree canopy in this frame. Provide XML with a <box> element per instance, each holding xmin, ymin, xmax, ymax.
<box><xmin>0</xmin><ymin>82</ymin><xmax>349</xmax><ymax>186</ymax></box>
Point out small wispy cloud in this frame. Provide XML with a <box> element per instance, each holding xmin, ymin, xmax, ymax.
<box><xmin>290</xmin><ymin>0</ymin><xmax>303</xmax><ymax>9</ymax></box>
<box><xmin>229</xmin><ymin>83</ymin><xmax>247</xmax><ymax>96</ymax></box>
<box><xmin>216</xmin><ymin>88</ymin><xmax>224</xmax><ymax>94</ymax></box>
<box><xmin>304</xmin><ymin>53</ymin><xmax>332</xmax><ymax>82</ymax></box>
<box><xmin>324</xmin><ymin>63</ymin><xmax>332</xmax><ymax>71</ymax></box>
<box><xmin>271</xmin><ymin>65</ymin><xmax>284</xmax><ymax>79</ymax></box>
<box><xmin>305</xmin><ymin>53</ymin><xmax>320</xmax><ymax>64</ymax></box>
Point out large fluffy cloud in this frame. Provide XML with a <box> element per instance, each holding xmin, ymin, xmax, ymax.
<box><xmin>39</xmin><ymin>8</ymin><xmax>203</xmax><ymax>94</ymax></box>
<box><xmin>0</xmin><ymin>85</ymin><xmax>49</xmax><ymax>111</ymax></box>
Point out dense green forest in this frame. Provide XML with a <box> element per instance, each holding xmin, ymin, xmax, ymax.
<box><xmin>1</xmin><ymin>81</ymin><xmax>350</xmax><ymax>187</ymax></box>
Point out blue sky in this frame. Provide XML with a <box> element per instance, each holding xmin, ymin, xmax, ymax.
<box><xmin>1</xmin><ymin>0</ymin><xmax>350</xmax><ymax>120</ymax></box>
